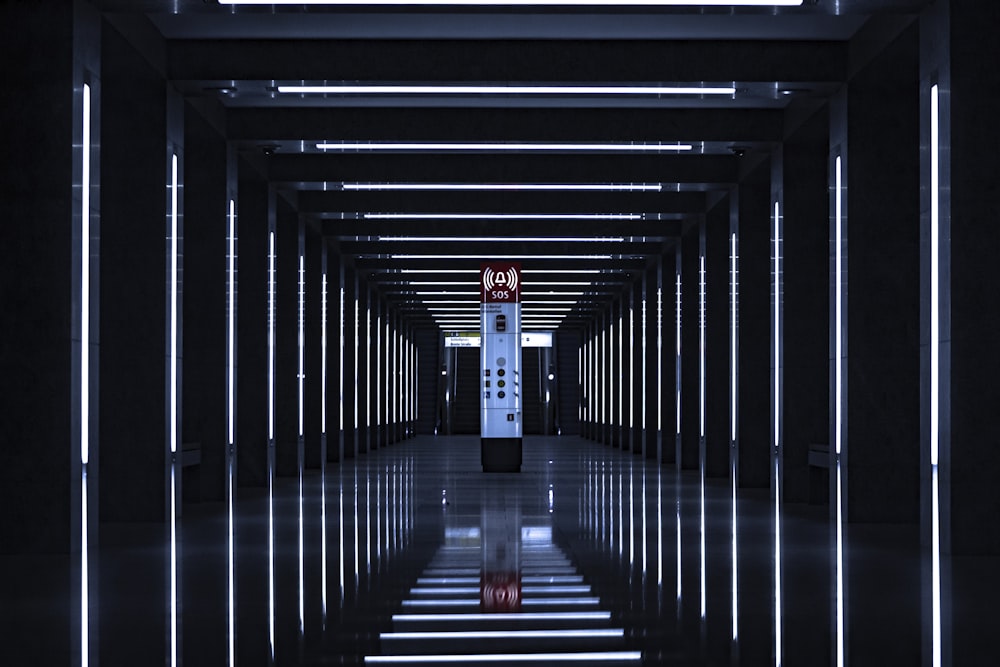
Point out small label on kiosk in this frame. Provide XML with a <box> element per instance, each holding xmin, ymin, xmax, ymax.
<box><xmin>495</xmin><ymin>314</ymin><xmax>506</xmax><ymax>332</ymax></box>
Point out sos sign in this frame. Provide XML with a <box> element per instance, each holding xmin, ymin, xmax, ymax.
<box><xmin>481</xmin><ymin>262</ymin><xmax>521</xmax><ymax>303</ymax></box>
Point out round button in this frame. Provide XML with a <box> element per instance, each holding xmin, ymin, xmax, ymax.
<box><xmin>496</xmin><ymin>357</ymin><xmax>506</xmax><ymax>367</ymax></box>
<box><xmin>497</xmin><ymin>380</ymin><xmax>506</xmax><ymax>388</ymax></box>
<box><xmin>497</xmin><ymin>391</ymin><xmax>506</xmax><ymax>399</ymax></box>
<box><xmin>497</xmin><ymin>369</ymin><xmax>506</xmax><ymax>377</ymax></box>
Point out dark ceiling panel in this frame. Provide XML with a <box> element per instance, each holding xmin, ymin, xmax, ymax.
<box><xmin>165</xmin><ymin>39</ymin><xmax>848</xmax><ymax>82</ymax></box>
<box><xmin>226</xmin><ymin>106</ymin><xmax>785</xmax><ymax>142</ymax></box>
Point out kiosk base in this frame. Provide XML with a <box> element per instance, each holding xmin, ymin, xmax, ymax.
<box><xmin>481</xmin><ymin>437</ymin><xmax>522</xmax><ymax>472</ymax></box>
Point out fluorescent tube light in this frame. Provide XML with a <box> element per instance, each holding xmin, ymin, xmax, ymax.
<box><xmin>281</xmin><ymin>84</ymin><xmax>735</xmax><ymax>95</ymax></box>
<box><xmin>378</xmin><ymin>236</ymin><xmax>626</xmax><ymax>242</ymax></box>
<box><xmin>226</xmin><ymin>0</ymin><xmax>800</xmax><ymax>7</ymax></box>
<box><xmin>366</xmin><ymin>213</ymin><xmax>641</xmax><ymax>221</ymax></box>
<box><xmin>343</xmin><ymin>183</ymin><xmax>662</xmax><ymax>192</ymax></box>
<box><xmin>390</xmin><ymin>255</ymin><xmax>613</xmax><ymax>260</ymax></box>
<box><xmin>318</xmin><ymin>142</ymin><xmax>692</xmax><ymax>152</ymax></box>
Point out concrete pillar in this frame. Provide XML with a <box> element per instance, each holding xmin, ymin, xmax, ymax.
<box><xmin>181</xmin><ymin>101</ymin><xmax>227</xmax><ymax>502</ymax></box>
<box><xmin>681</xmin><ymin>223</ymin><xmax>701</xmax><ymax>471</ymax></box>
<box><xmin>737</xmin><ymin>160</ymin><xmax>772</xmax><ymax>489</ymax></box>
<box><xmin>236</xmin><ymin>161</ymin><xmax>270</xmax><ymax>485</ymax></box>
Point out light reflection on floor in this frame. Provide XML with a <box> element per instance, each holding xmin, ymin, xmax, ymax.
<box><xmin>6</xmin><ymin>435</ymin><xmax>964</xmax><ymax>666</ymax></box>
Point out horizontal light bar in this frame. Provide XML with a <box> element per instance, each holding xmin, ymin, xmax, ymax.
<box><xmin>393</xmin><ymin>612</ymin><xmax>611</xmax><ymax>621</ymax></box>
<box><xmin>378</xmin><ymin>236</ymin><xmax>627</xmax><ymax>241</ymax></box>
<box><xmin>232</xmin><ymin>0</ymin><xmax>799</xmax><ymax>5</ymax></box>
<box><xmin>409</xmin><ymin>281</ymin><xmax>479</xmax><ymax>285</ymax></box>
<box><xmin>282</xmin><ymin>84</ymin><xmax>735</xmax><ymax>95</ymax></box>
<box><xmin>524</xmin><ymin>281</ymin><xmax>597</xmax><ymax>286</ymax></box>
<box><xmin>343</xmin><ymin>183</ymin><xmax>662</xmax><ymax>192</ymax></box>
<box><xmin>402</xmin><ymin>598</ymin><xmax>599</xmax><ymax>607</ymax></box>
<box><xmin>525</xmin><ymin>269</ymin><xmax>602</xmax><ymax>274</ymax></box>
<box><xmin>367</xmin><ymin>213</ymin><xmax>641</xmax><ymax>221</ymax></box>
<box><xmin>414</xmin><ymin>291</ymin><xmax>481</xmax><ymax>296</ymax></box>
<box><xmin>365</xmin><ymin>652</ymin><xmax>642</xmax><ymax>664</ymax></box>
<box><xmin>318</xmin><ymin>142</ymin><xmax>692</xmax><ymax>152</ymax></box>
<box><xmin>523</xmin><ymin>307</ymin><xmax>573</xmax><ymax>312</ymax></box>
<box><xmin>381</xmin><ymin>629</ymin><xmax>623</xmax><ymax>640</ymax></box>
<box><xmin>401</xmin><ymin>269</ymin><xmax>479</xmax><ymax>274</ymax></box>
<box><xmin>390</xmin><ymin>255</ymin><xmax>613</xmax><ymax>260</ymax></box>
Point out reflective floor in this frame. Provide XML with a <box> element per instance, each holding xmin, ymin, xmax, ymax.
<box><xmin>4</xmin><ymin>435</ymin><xmax>996</xmax><ymax>665</ymax></box>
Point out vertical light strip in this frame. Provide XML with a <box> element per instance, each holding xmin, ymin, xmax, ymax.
<box><xmin>367</xmin><ymin>302</ymin><xmax>372</xmax><ymax>429</ymax></box>
<box><xmin>79</xmin><ymin>80</ymin><xmax>92</xmax><ymax>667</ymax></box>
<box><xmin>834</xmin><ymin>154</ymin><xmax>845</xmax><ymax>667</ymax></box>
<box><xmin>228</xmin><ymin>200</ymin><xmax>236</xmax><ymax>445</ymax></box>
<box><xmin>340</xmin><ymin>282</ymin><xmax>345</xmax><ymax>436</ymax></box>
<box><xmin>676</xmin><ymin>272</ymin><xmax>682</xmax><ymax>436</ymax></box>
<box><xmin>657</xmin><ymin>469</ymin><xmax>663</xmax><ymax>586</ymax></box>
<box><xmin>170</xmin><ymin>153</ymin><xmax>179</xmax><ymax>454</ymax></box>
<box><xmin>657</xmin><ymin>279</ymin><xmax>663</xmax><ymax>433</ymax></box>
<box><xmin>321</xmin><ymin>463</ymin><xmax>328</xmax><ymax>624</ymax></box>
<box><xmin>268</xmin><ymin>464</ymin><xmax>276</xmax><ymax>659</ymax></box>
<box><xmin>298</xmin><ymin>255</ymin><xmax>305</xmax><ymax>437</ymax></box>
<box><xmin>773</xmin><ymin>200</ymin><xmax>782</xmax><ymax>667</ymax></box>
<box><xmin>80</xmin><ymin>82</ymin><xmax>91</xmax><ymax>465</ymax></box>
<box><xmin>170</xmin><ymin>463</ymin><xmax>178</xmax><ymax>667</ymax></box>
<box><xmin>699</xmin><ymin>254</ymin><xmax>706</xmax><ymax>439</ymax></box>
<box><xmin>268</xmin><ymin>231</ymin><xmax>276</xmax><ymax>441</ymax></box>
<box><xmin>930</xmin><ymin>85</ymin><xmax>940</xmax><ymax>470</ymax></box>
<box><xmin>930</xmin><ymin>82</ymin><xmax>942</xmax><ymax>667</ymax></box>
<box><xmin>731</xmin><ymin>233</ymin><xmax>737</xmax><ymax>443</ymax></box>
<box><xmin>322</xmin><ymin>272</ymin><xmax>328</xmax><ymax>434</ymax></box>
<box><xmin>774</xmin><ymin>202</ymin><xmax>780</xmax><ymax>451</ymax></box>
<box><xmin>642</xmin><ymin>291</ymin><xmax>647</xmax><ymax>432</ymax></box>
<box><xmin>81</xmin><ymin>469</ymin><xmax>89</xmax><ymax>667</ymax></box>
<box><xmin>629</xmin><ymin>302</ymin><xmax>635</xmax><ymax>430</ymax></box>
<box><xmin>775</xmin><ymin>457</ymin><xmax>782</xmax><ymax>667</ymax></box>
<box><xmin>618</xmin><ymin>306</ymin><xmax>623</xmax><ymax>431</ymax></box>
<box><xmin>376</xmin><ymin>311</ymin><xmax>382</xmax><ymax>431</ymax></box>
<box><xmin>227</xmin><ymin>458</ymin><xmax>236</xmax><ymax>667</ymax></box>
<box><xmin>354</xmin><ymin>290</ymin><xmax>359</xmax><ymax>443</ymax></box>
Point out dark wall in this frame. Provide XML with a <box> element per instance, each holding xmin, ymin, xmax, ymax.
<box><xmin>846</xmin><ymin>23</ymin><xmax>920</xmax><ymax>524</ymax></box>
<box><xmin>949</xmin><ymin>2</ymin><xmax>1000</xmax><ymax>555</ymax></box>
<box><xmin>181</xmin><ymin>101</ymin><xmax>227</xmax><ymax>502</ymax></box>
<box><xmin>680</xmin><ymin>225</ymin><xmax>701</xmax><ymax>470</ymax></box>
<box><xmin>706</xmin><ymin>198</ymin><xmax>731</xmax><ymax>479</ymax></box>
<box><xmin>0</xmin><ymin>2</ymin><xmax>75</xmax><ymax>554</ymax></box>
<box><xmin>782</xmin><ymin>104</ymin><xmax>831</xmax><ymax>504</ymax></box>
<box><xmin>98</xmin><ymin>21</ymin><xmax>167</xmax><ymax>522</ymax></box>
<box><xmin>737</xmin><ymin>159</ymin><xmax>773</xmax><ymax>489</ymax></box>
<box><xmin>556</xmin><ymin>328</ymin><xmax>581</xmax><ymax>436</ymax></box>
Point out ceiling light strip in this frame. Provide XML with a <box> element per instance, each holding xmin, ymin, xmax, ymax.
<box><xmin>318</xmin><ymin>142</ymin><xmax>692</xmax><ymax>152</ymax></box>
<box><xmin>281</xmin><ymin>84</ymin><xmax>735</xmax><ymax>95</ymax></box>
<box><xmin>344</xmin><ymin>183</ymin><xmax>662</xmax><ymax>192</ymax></box>
<box><xmin>366</xmin><ymin>213</ymin><xmax>640</xmax><ymax>221</ymax></box>
<box><xmin>226</xmin><ymin>0</ymin><xmax>800</xmax><ymax>7</ymax></box>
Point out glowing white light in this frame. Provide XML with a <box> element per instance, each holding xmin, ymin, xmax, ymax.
<box><xmin>79</xmin><ymin>82</ymin><xmax>92</xmax><ymax>666</ymax></box>
<box><xmin>228</xmin><ymin>458</ymin><xmax>236</xmax><ymax>667</ymax></box>
<box><xmin>657</xmin><ymin>470</ymin><xmax>663</xmax><ymax>586</ymax></box>
<box><xmin>318</xmin><ymin>141</ymin><xmax>694</xmax><ymax>152</ymax></box>
<box><xmin>390</xmin><ymin>255</ymin><xmax>612</xmax><ymax>260</ymax></box>
<box><xmin>381</xmin><ymin>630</ymin><xmax>624</xmax><ymax>640</ymax></box>
<box><xmin>676</xmin><ymin>272</ymin><xmax>682</xmax><ymax>435</ymax></box>
<box><xmin>170</xmin><ymin>153</ymin><xmax>179</xmax><ymax>454</ymax></box>
<box><xmin>930</xmin><ymin>83</ymin><xmax>942</xmax><ymax>667</ymax></box>
<box><xmin>299</xmin><ymin>255</ymin><xmax>305</xmax><ymax>437</ymax></box>
<box><xmin>381</xmin><ymin>236</ymin><xmax>626</xmax><ymax>242</ymax></box>
<box><xmin>170</xmin><ymin>463</ymin><xmax>178</xmax><ymax>667</ymax></box>
<box><xmin>344</xmin><ymin>182</ymin><xmax>661</xmax><ymax>191</ymax></box>
<box><xmin>340</xmin><ymin>284</ymin><xmax>345</xmax><ymax>433</ymax></box>
<box><xmin>366</xmin><ymin>213</ymin><xmax>641</xmax><ymax>221</ymax></box>
<box><xmin>732</xmin><ymin>461</ymin><xmax>738</xmax><ymax>641</ymax></box>
<box><xmin>228</xmin><ymin>200</ymin><xmax>236</xmax><ymax>445</ymax></box>
<box><xmin>731</xmin><ymin>232</ymin><xmax>737</xmax><ymax>443</ymax></box>
<box><xmin>364</xmin><ymin>653</ymin><xmax>642</xmax><ymax>664</ymax></box>
<box><xmin>81</xmin><ymin>469</ymin><xmax>89</xmax><ymax>667</ymax></box>
<box><xmin>699</xmin><ymin>253</ymin><xmax>705</xmax><ymax>439</ymax></box>
<box><xmin>268</xmin><ymin>231</ymin><xmax>275</xmax><ymax>441</ymax></box>
<box><xmin>775</xmin><ymin>457</ymin><xmax>782</xmax><ymax>667</ymax></box>
<box><xmin>268</xmin><ymin>467</ymin><xmax>276</xmax><ymax>658</ymax></box>
<box><xmin>322</xmin><ymin>272</ymin><xmax>328</xmax><ymax>434</ymax></box>
<box><xmin>835</xmin><ymin>157</ymin><xmax>843</xmax><ymax>456</ymax></box>
<box><xmin>392</xmin><ymin>612</ymin><xmax>612</xmax><ymax>622</ymax></box>
<box><xmin>836</xmin><ymin>460</ymin><xmax>844</xmax><ymax>667</ymax></box>
<box><xmin>223</xmin><ymin>0</ymin><xmax>804</xmax><ymax>9</ymax></box>
<box><xmin>282</xmin><ymin>84</ymin><xmax>735</xmax><ymax>96</ymax></box>
<box><xmin>80</xmin><ymin>82</ymin><xmax>91</xmax><ymax>467</ymax></box>
<box><xmin>774</xmin><ymin>201</ymin><xmax>780</xmax><ymax>450</ymax></box>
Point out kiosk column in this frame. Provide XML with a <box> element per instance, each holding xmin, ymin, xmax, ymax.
<box><xmin>481</xmin><ymin>262</ymin><xmax>523</xmax><ymax>472</ymax></box>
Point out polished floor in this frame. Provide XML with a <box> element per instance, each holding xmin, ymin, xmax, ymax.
<box><xmin>4</xmin><ymin>435</ymin><xmax>995</xmax><ymax>665</ymax></box>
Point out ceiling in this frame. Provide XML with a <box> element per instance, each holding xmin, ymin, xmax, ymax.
<box><xmin>96</xmin><ymin>0</ymin><xmax>932</xmax><ymax>333</ymax></box>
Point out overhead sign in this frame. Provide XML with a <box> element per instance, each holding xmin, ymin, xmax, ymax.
<box><xmin>481</xmin><ymin>262</ymin><xmax>521</xmax><ymax>303</ymax></box>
